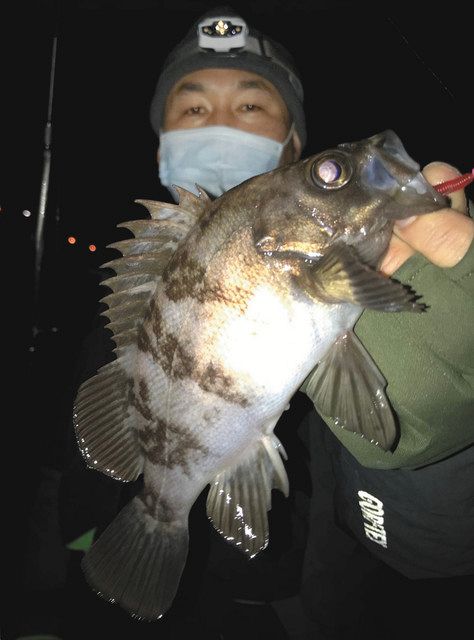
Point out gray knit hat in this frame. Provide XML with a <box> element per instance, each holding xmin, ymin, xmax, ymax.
<box><xmin>149</xmin><ymin>6</ymin><xmax>306</xmax><ymax>149</ymax></box>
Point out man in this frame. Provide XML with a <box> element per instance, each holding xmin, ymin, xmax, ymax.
<box><xmin>18</xmin><ymin>6</ymin><xmax>472</xmax><ymax>640</ymax></box>
<box><xmin>146</xmin><ymin>7</ymin><xmax>474</xmax><ymax>640</ymax></box>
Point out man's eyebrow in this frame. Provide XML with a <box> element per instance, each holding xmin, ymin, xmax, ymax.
<box><xmin>172</xmin><ymin>78</ymin><xmax>273</xmax><ymax>96</ymax></box>
<box><xmin>174</xmin><ymin>81</ymin><xmax>205</xmax><ymax>94</ymax></box>
<box><xmin>238</xmin><ymin>79</ymin><xmax>273</xmax><ymax>94</ymax></box>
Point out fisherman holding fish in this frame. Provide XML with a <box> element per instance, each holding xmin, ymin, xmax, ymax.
<box><xmin>51</xmin><ymin>6</ymin><xmax>473</xmax><ymax>640</ymax></box>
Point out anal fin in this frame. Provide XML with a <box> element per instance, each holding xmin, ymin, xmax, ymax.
<box><xmin>206</xmin><ymin>434</ymin><xmax>289</xmax><ymax>558</ymax></box>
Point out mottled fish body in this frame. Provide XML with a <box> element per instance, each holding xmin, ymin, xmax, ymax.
<box><xmin>74</xmin><ymin>130</ymin><xmax>448</xmax><ymax>619</ymax></box>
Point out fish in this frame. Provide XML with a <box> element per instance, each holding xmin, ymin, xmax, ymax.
<box><xmin>73</xmin><ymin>130</ymin><xmax>449</xmax><ymax>620</ymax></box>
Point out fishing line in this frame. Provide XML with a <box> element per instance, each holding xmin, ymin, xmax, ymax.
<box><xmin>385</xmin><ymin>16</ymin><xmax>456</xmax><ymax>102</ymax></box>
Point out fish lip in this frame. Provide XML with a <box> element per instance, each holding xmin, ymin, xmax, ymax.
<box><xmin>402</xmin><ymin>172</ymin><xmax>450</xmax><ymax>208</ymax></box>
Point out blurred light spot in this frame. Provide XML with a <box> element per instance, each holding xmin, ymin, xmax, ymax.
<box><xmin>88</xmin><ymin>244</ymin><xmax>97</xmax><ymax>252</ymax></box>
<box><xmin>67</xmin><ymin>236</ymin><xmax>77</xmax><ymax>245</ymax></box>
<box><xmin>22</xmin><ymin>210</ymin><xmax>32</xmax><ymax>217</ymax></box>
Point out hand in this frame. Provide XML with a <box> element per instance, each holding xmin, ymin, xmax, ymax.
<box><xmin>379</xmin><ymin>162</ymin><xmax>474</xmax><ymax>276</ymax></box>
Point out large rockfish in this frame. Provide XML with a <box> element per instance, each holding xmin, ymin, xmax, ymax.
<box><xmin>74</xmin><ymin>130</ymin><xmax>448</xmax><ymax>619</ymax></box>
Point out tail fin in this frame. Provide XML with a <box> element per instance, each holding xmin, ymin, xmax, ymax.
<box><xmin>82</xmin><ymin>495</ymin><xmax>189</xmax><ymax>620</ymax></box>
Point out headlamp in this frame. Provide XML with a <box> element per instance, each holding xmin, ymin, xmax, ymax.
<box><xmin>198</xmin><ymin>17</ymin><xmax>248</xmax><ymax>51</ymax></box>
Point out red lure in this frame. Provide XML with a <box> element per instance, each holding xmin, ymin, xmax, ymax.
<box><xmin>433</xmin><ymin>169</ymin><xmax>474</xmax><ymax>194</ymax></box>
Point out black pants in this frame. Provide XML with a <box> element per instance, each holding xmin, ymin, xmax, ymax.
<box><xmin>299</xmin><ymin>409</ymin><xmax>474</xmax><ymax>639</ymax></box>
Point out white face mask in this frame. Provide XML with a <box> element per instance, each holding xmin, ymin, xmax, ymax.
<box><xmin>158</xmin><ymin>125</ymin><xmax>294</xmax><ymax>200</ymax></box>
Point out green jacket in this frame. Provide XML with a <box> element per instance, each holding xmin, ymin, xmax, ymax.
<box><xmin>304</xmin><ymin>239</ymin><xmax>474</xmax><ymax>470</ymax></box>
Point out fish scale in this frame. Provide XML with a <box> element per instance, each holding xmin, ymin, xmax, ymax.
<box><xmin>74</xmin><ymin>130</ymin><xmax>449</xmax><ymax>620</ymax></box>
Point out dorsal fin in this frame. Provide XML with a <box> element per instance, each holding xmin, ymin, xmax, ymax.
<box><xmin>102</xmin><ymin>272</ymin><xmax>155</xmax><ymax>294</ymax></box>
<box><xmin>135</xmin><ymin>184</ymin><xmax>210</xmax><ymax>223</ymax></box>
<box><xmin>107</xmin><ymin>238</ymin><xmax>177</xmax><ymax>257</ymax></box>
<box><xmin>173</xmin><ymin>184</ymin><xmax>211</xmax><ymax>214</ymax></box>
<box><xmin>102</xmin><ymin>252</ymin><xmax>172</xmax><ymax>277</ymax></box>
<box><xmin>134</xmin><ymin>199</ymin><xmax>193</xmax><ymax>223</ymax></box>
<box><xmin>117</xmin><ymin>219</ymin><xmax>188</xmax><ymax>239</ymax></box>
<box><xmin>100</xmin><ymin>192</ymin><xmax>207</xmax><ymax>354</ymax></box>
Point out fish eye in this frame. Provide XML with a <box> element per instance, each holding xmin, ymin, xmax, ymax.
<box><xmin>310</xmin><ymin>152</ymin><xmax>352</xmax><ymax>189</ymax></box>
<box><xmin>318</xmin><ymin>160</ymin><xmax>342</xmax><ymax>182</ymax></box>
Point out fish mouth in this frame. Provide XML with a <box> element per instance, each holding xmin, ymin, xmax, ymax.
<box><xmin>371</xmin><ymin>131</ymin><xmax>449</xmax><ymax>208</ymax></box>
<box><xmin>402</xmin><ymin>172</ymin><xmax>450</xmax><ymax>205</ymax></box>
<box><xmin>342</xmin><ymin>130</ymin><xmax>451</xmax><ymax>218</ymax></box>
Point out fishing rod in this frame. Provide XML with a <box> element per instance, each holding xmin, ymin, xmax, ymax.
<box><xmin>32</xmin><ymin>33</ymin><xmax>58</xmax><ymax>341</ymax></box>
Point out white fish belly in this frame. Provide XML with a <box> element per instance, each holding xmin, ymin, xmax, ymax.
<box><xmin>210</xmin><ymin>284</ymin><xmax>362</xmax><ymax>396</ymax></box>
<box><xmin>134</xmin><ymin>285</ymin><xmax>361</xmax><ymax>506</ymax></box>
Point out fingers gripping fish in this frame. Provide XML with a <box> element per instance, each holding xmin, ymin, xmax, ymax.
<box><xmin>73</xmin><ymin>130</ymin><xmax>449</xmax><ymax>620</ymax></box>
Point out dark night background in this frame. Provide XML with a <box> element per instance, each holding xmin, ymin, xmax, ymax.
<box><xmin>2</xmin><ymin>1</ymin><xmax>473</xmax><ymax>638</ymax></box>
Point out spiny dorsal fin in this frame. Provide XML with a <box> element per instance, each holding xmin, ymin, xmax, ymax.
<box><xmin>135</xmin><ymin>185</ymin><xmax>210</xmax><ymax>223</ymax></box>
<box><xmin>102</xmin><ymin>252</ymin><xmax>173</xmax><ymax>277</ymax></box>
<box><xmin>134</xmin><ymin>199</ymin><xmax>193</xmax><ymax>224</ymax></box>
<box><xmin>102</xmin><ymin>273</ymin><xmax>155</xmax><ymax>294</ymax></box>
<box><xmin>173</xmin><ymin>184</ymin><xmax>211</xmax><ymax>216</ymax></box>
<box><xmin>117</xmin><ymin>219</ymin><xmax>189</xmax><ymax>239</ymax></box>
<box><xmin>101</xmin><ymin>288</ymin><xmax>154</xmax><ymax>318</ymax></box>
<box><xmin>107</xmin><ymin>238</ymin><xmax>177</xmax><ymax>258</ymax></box>
<box><xmin>101</xmin><ymin>193</ymin><xmax>207</xmax><ymax>354</ymax></box>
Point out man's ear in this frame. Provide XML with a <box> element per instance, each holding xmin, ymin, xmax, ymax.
<box><xmin>279</xmin><ymin>130</ymin><xmax>302</xmax><ymax>166</ymax></box>
<box><xmin>291</xmin><ymin>131</ymin><xmax>302</xmax><ymax>161</ymax></box>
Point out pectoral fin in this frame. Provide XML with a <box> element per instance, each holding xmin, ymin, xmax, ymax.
<box><xmin>302</xmin><ymin>331</ymin><xmax>396</xmax><ymax>451</ymax></box>
<box><xmin>296</xmin><ymin>244</ymin><xmax>425</xmax><ymax>312</ymax></box>
<box><xmin>206</xmin><ymin>434</ymin><xmax>288</xmax><ymax>558</ymax></box>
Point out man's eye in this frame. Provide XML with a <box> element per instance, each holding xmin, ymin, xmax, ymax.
<box><xmin>241</xmin><ymin>104</ymin><xmax>262</xmax><ymax>112</ymax></box>
<box><xmin>185</xmin><ymin>106</ymin><xmax>205</xmax><ymax>115</ymax></box>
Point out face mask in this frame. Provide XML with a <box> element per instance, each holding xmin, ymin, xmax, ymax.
<box><xmin>158</xmin><ymin>125</ymin><xmax>294</xmax><ymax>200</ymax></box>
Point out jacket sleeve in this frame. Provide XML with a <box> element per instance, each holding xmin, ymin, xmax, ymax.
<box><xmin>302</xmin><ymin>234</ymin><xmax>474</xmax><ymax>470</ymax></box>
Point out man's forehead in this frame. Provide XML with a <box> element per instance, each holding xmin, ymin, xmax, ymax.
<box><xmin>170</xmin><ymin>68</ymin><xmax>280</xmax><ymax>97</ymax></box>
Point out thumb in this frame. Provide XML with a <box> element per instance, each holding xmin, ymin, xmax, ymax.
<box><xmin>380</xmin><ymin>162</ymin><xmax>472</xmax><ymax>274</ymax></box>
<box><xmin>421</xmin><ymin>161</ymin><xmax>468</xmax><ymax>213</ymax></box>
